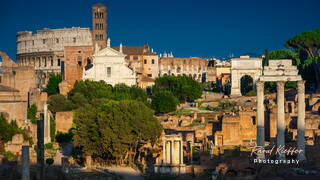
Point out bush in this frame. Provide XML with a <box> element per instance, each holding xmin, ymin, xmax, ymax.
<box><xmin>46</xmin><ymin>158</ymin><xmax>54</xmax><ymax>166</ymax></box>
<box><xmin>153</xmin><ymin>75</ymin><xmax>202</xmax><ymax>102</ymax></box>
<box><xmin>245</xmin><ymin>90</ymin><xmax>256</xmax><ymax>96</ymax></box>
<box><xmin>1</xmin><ymin>151</ymin><xmax>16</xmax><ymax>160</ymax></box>
<box><xmin>44</xmin><ymin>143</ymin><xmax>53</xmax><ymax>150</ymax></box>
<box><xmin>0</xmin><ymin>115</ymin><xmax>28</xmax><ymax>143</ymax></box>
<box><xmin>27</xmin><ymin>104</ymin><xmax>38</xmax><ymax>124</ymax></box>
<box><xmin>55</xmin><ymin>131</ymin><xmax>74</xmax><ymax>143</ymax></box>
<box><xmin>48</xmin><ymin>94</ymin><xmax>74</xmax><ymax>113</ymax></box>
<box><xmin>45</xmin><ymin>74</ymin><xmax>62</xmax><ymax>96</ymax></box>
<box><xmin>151</xmin><ymin>91</ymin><xmax>179</xmax><ymax>114</ymax></box>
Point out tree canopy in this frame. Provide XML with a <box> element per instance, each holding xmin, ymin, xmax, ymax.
<box><xmin>151</xmin><ymin>90</ymin><xmax>179</xmax><ymax>114</ymax></box>
<box><xmin>45</xmin><ymin>74</ymin><xmax>62</xmax><ymax>96</ymax></box>
<box><xmin>72</xmin><ymin>100</ymin><xmax>161</xmax><ymax>163</ymax></box>
<box><xmin>285</xmin><ymin>29</ymin><xmax>320</xmax><ymax>59</ymax></box>
<box><xmin>153</xmin><ymin>75</ymin><xmax>202</xmax><ymax>102</ymax></box>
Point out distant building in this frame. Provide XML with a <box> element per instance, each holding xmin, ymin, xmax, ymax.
<box><xmin>83</xmin><ymin>39</ymin><xmax>136</xmax><ymax>86</ymax></box>
<box><xmin>113</xmin><ymin>45</ymin><xmax>159</xmax><ymax>87</ymax></box>
<box><xmin>16</xmin><ymin>3</ymin><xmax>108</xmax><ymax>88</ymax></box>
<box><xmin>92</xmin><ymin>3</ymin><xmax>108</xmax><ymax>49</ymax></box>
<box><xmin>159</xmin><ymin>57</ymin><xmax>208</xmax><ymax>82</ymax></box>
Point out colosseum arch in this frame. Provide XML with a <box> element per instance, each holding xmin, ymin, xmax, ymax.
<box><xmin>230</xmin><ymin>57</ymin><xmax>263</xmax><ymax>96</ymax></box>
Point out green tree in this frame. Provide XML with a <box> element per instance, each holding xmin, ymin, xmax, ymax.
<box><xmin>265</xmin><ymin>49</ymin><xmax>300</xmax><ymax>66</ymax></box>
<box><xmin>27</xmin><ymin>104</ymin><xmax>38</xmax><ymax>124</ymax></box>
<box><xmin>48</xmin><ymin>94</ymin><xmax>74</xmax><ymax>113</ymax></box>
<box><xmin>151</xmin><ymin>91</ymin><xmax>179</xmax><ymax>114</ymax></box>
<box><xmin>72</xmin><ymin>100</ymin><xmax>161</xmax><ymax>164</ymax></box>
<box><xmin>285</xmin><ymin>29</ymin><xmax>320</xmax><ymax>59</ymax></box>
<box><xmin>0</xmin><ymin>115</ymin><xmax>28</xmax><ymax>143</ymax></box>
<box><xmin>45</xmin><ymin>74</ymin><xmax>62</xmax><ymax>96</ymax></box>
<box><xmin>153</xmin><ymin>75</ymin><xmax>202</xmax><ymax>102</ymax></box>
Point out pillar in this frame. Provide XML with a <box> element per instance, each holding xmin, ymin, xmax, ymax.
<box><xmin>163</xmin><ymin>140</ymin><xmax>166</xmax><ymax>164</ymax></box>
<box><xmin>180</xmin><ymin>140</ymin><xmax>183</xmax><ymax>164</ymax></box>
<box><xmin>172</xmin><ymin>140</ymin><xmax>178</xmax><ymax>165</ymax></box>
<box><xmin>297</xmin><ymin>80</ymin><xmax>306</xmax><ymax>161</ymax></box>
<box><xmin>256</xmin><ymin>81</ymin><xmax>265</xmax><ymax>159</ymax></box>
<box><xmin>277</xmin><ymin>81</ymin><xmax>286</xmax><ymax>160</ymax></box>
<box><xmin>37</xmin><ymin>120</ymin><xmax>44</xmax><ymax>180</ymax></box>
<box><xmin>166</xmin><ymin>141</ymin><xmax>171</xmax><ymax>164</ymax></box>
<box><xmin>44</xmin><ymin>104</ymin><xmax>51</xmax><ymax>144</ymax></box>
<box><xmin>22</xmin><ymin>146</ymin><xmax>30</xmax><ymax>180</ymax></box>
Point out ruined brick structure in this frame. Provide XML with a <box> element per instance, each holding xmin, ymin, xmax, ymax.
<box><xmin>159</xmin><ymin>57</ymin><xmax>208</xmax><ymax>82</ymax></box>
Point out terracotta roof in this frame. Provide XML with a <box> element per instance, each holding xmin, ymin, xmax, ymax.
<box><xmin>112</xmin><ymin>45</ymin><xmax>157</xmax><ymax>55</ymax></box>
<box><xmin>0</xmin><ymin>85</ymin><xmax>19</xmax><ymax>92</ymax></box>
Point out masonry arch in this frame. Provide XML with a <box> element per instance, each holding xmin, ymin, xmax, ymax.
<box><xmin>240</xmin><ymin>75</ymin><xmax>254</xmax><ymax>96</ymax></box>
<box><xmin>230</xmin><ymin>57</ymin><xmax>262</xmax><ymax>96</ymax></box>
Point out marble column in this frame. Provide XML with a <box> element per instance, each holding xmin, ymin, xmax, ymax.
<box><xmin>172</xmin><ymin>141</ymin><xmax>178</xmax><ymax>165</ymax></box>
<box><xmin>44</xmin><ymin>104</ymin><xmax>51</xmax><ymax>144</ymax></box>
<box><xmin>256</xmin><ymin>81</ymin><xmax>265</xmax><ymax>159</ymax></box>
<box><xmin>277</xmin><ymin>81</ymin><xmax>286</xmax><ymax>160</ymax></box>
<box><xmin>297</xmin><ymin>80</ymin><xmax>306</xmax><ymax>161</ymax></box>
<box><xmin>163</xmin><ymin>140</ymin><xmax>166</xmax><ymax>164</ymax></box>
<box><xmin>22</xmin><ymin>146</ymin><xmax>30</xmax><ymax>180</ymax></box>
<box><xmin>166</xmin><ymin>141</ymin><xmax>171</xmax><ymax>164</ymax></box>
<box><xmin>180</xmin><ymin>140</ymin><xmax>183</xmax><ymax>164</ymax></box>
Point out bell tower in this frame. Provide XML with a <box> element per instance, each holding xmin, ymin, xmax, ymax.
<box><xmin>92</xmin><ymin>3</ymin><xmax>107</xmax><ymax>49</ymax></box>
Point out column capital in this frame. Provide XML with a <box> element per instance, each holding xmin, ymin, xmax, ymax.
<box><xmin>256</xmin><ymin>81</ymin><xmax>264</xmax><ymax>88</ymax></box>
<box><xmin>277</xmin><ymin>81</ymin><xmax>285</xmax><ymax>91</ymax></box>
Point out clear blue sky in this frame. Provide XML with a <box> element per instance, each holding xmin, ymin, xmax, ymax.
<box><xmin>0</xmin><ymin>0</ymin><xmax>319</xmax><ymax>60</ymax></box>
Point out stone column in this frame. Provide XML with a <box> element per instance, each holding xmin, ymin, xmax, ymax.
<box><xmin>172</xmin><ymin>140</ymin><xmax>178</xmax><ymax>165</ymax></box>
<box><xmin>44</xmin><ymin>104</ymin><xmax>51</xmax><ymax>144</ymax></box>
<box><xmin>277</xmin><ymin>81</ymin><xmax>286</xmax><ymax>160</ymax></box>
<box><xmin>256</xmin><ymin>81</ymin><xmax>265</xmax><ymax>159</ymax></box>
<box><xmin>37</xmin><ymin>120</ymin><xmax>44</xmax><ymax>180</ymax></box>
<box><xmin>166</xmin><ymin>141</ymin><xmax>171</xmax><ymax>164</ymax></box>
<box><xmin>163</xmin><ymin>140</ymin><xmax>166</xmax><ymax>164</ymax></box>
<box><xmin>22</xmin><ymin>146</ymin><xmax>30</xmax><ymax>180</ymax></box>
<box><xmin>180</xmin><ymin>140</ymin><xmax>183</xmax><ymax>164</ymax></box>
<box><xmin>297</xmin><ymin>80</ymin><xmax>306</xmax><ymax>161</ymax></box>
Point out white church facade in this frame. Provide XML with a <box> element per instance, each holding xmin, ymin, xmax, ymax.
<box><xmin>83</xmin><ymin>39</ymin><xmax>137</xmax><ymax>86</ymax></box>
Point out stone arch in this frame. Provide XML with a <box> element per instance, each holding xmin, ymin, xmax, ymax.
<box><xmin>240</xmin><ymin>75</ymin><xmax>254</xmax><ymax>95</ymax></box>
<box><xmin>230</xmin><ymin>57</ymin><xmax>262</xmax><ymax>96</ymax></box>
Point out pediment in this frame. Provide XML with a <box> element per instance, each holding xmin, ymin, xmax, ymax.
<box><xmin>94</xmin><ymin>47</ymin><xmax>125</xmax><ymax>57</ymax></box>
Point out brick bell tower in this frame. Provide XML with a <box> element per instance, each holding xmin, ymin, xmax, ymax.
<box><xmin>92</xmin><ymin>3</ymin><xmax>107</xmax><ymax>49</ymax></box>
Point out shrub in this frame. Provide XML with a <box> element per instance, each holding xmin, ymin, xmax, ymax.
<box><xmin>55</xmin><ymin>131</ymin><xmax>74</xmax><ymax>143</ymax></box>
<box><xmin>45</xmin><ymin>74</ymin><xmax>62</xmax><ymax>96</ymax></box>
<box><xmin>46</xmin><ymin>158</ymin><xmax>54</xmax><ymax>166</ymax></box>
<box><xmin>151</xmin><ymin>91</ymin><xmax>179</xmax><ymax>114</ymax></box>
<box><xmin>27</xmin><ymin>104</ymin><xmax>38</xmax><ymax>124</ymax></box>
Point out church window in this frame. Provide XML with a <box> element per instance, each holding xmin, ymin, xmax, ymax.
<box><xmin>107</xmin><ymin>67</ymin><xmax>111</xmax><ymax>77</ymax></box>
<box><xmin>100</xmin><ymin>34</ymin><xmax>103</xmax><ymax>40</ymax></box>
<box><xmin>95</xmin><ymin>34</ymin><xmax>99</xmax><ymax>40</ymax></box>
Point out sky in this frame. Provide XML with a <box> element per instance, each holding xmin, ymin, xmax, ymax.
<box><xmin>0</xmin><ymin>0</ymin><xmax>319</xmax><ymax>60</ymax></box>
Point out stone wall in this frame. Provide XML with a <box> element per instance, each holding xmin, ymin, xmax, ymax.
<box><xmin>55</xmin><ymin>111</ymin><xmax>73</xmax><ymax>133</ymax></box>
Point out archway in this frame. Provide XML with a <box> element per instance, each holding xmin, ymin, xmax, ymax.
<box><xmin>240</xmin><ymin>75</ymin><xmax>254</xmax><ymax>96</ymax></box>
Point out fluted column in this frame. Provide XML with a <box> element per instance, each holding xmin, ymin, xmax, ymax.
<box><xmin>256</xmin><ymin>81</ymin><xmax>265</xmax><ymax>159</ymax></box>
<box><xmin>277</xmin><ymin>81</ymin><xmax>286</xmax><ymax>160</ymax></box>
<box><xmin>297</xmin><ymin>80</ymin><xmax>306</xmax><ymax>161</ymax></box>
<box><xmin>165</xmin><ymin>141</ymin><xmax>171</xmax><ymax>164</ymax></box>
